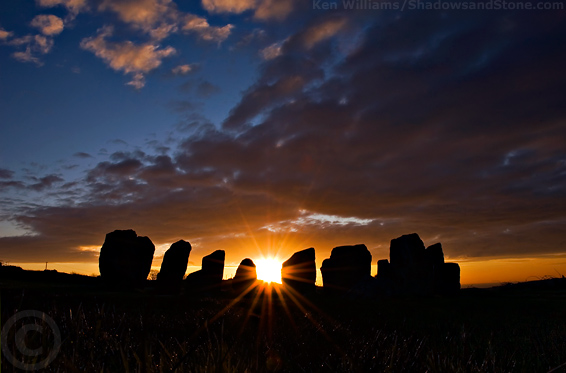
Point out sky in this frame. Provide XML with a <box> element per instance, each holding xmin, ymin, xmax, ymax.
<box><xmin>1</xmin><ymin>0</ymin><xmax>565</xmax><ymax>286</ymax></box>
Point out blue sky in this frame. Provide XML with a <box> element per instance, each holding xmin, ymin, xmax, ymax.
<box><xmin>1</xmin><ymin>0</ymin><xmax>565</xmax><ymax>284</ymax></box>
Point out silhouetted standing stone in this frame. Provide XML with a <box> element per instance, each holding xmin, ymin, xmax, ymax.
<box><xmin>281</xmin><ymin>248</ymin><xmax>316</xmax><ymax>294</ymax></box>
<box><xmin>425</xmin><ymin>243</ymin><xmax>444</xmax><ymax>266</ymax></box>
<box><xmin>157</xmin><ymin>240</ymin><xmax>192</xmax><ymax>283</ymax></box>
<box><xmin>389</xmin><ymin>233</ymin><xmax>432</xmax><ymax>295</ymax></box>
<box><xmin>185</xmin><ymin>250</ymin><xmax>225</xmax><ymax>292</ymax></box>
<box><xmin>390</xmin><ymin>233</ymin><xmax>426</xmax><ymax>267</ymax></box>
<box><xmin>99</xmin><ymin>229</ymin><xmax>155</xmax><ymax>285</ymax></box>
<box><xmin>376</xmin><ymin>233</ymin><xmax>460</xmax><ymax>296</ymax></box>
<box><xmin>377</xmin><ymin>259</ymin><xmax>391</xmax><ymax>278</ymax></box>
<box><xmin>438</xmin><ymin>263</ymin><xmax>460</xmax><ymax>295</ymax></box>
<box><xmin>233</xmin><ymin>258</ymin><xmax>257</xmax><ymax>294</ymax></box>
<box><xmin>320</xmin><ymin>244</ymin><xmax>372</xmax><ymax>295</ymax></box>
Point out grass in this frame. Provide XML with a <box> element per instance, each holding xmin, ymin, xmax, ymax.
<box><xmin>1</xmin><ymin>281</ymin><xmax>565</xmax><ymax>372</ymax></box>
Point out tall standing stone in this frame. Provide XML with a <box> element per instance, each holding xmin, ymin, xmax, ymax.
<box><xmin>157</xmin><ymin>240</ymin><xmax>192</xmax><ymax>283</ymax></box>
<box><xmin>281</xmin><ymin>248</ymin><xmax>316</xmax><ymax>294</ymax></box>
<box><xmin>438</xmin><ymin>263</ymin><xmax>460</xmax><ymax>295</ymax></box>
<box><xmin>320</xmin><ymin>244</ymin><xmax>372</xmax><ymax>295</ymax></box>
<box><xmin>99</xmin><ymin>229</ymin><xmax>155</xmax><ymax>284</ymax></box>
<box><xmin>390</xmin><ymin>233</ymin><xmax>426</xmax><ymax>267</ymax></box>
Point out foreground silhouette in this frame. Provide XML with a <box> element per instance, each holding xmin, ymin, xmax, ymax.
<box><xmin>99</xmin><ymin>229</ymin><xmax>154</xmax><ymax>285</ymax></box>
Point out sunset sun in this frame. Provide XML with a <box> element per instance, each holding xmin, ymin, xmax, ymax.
<box><xmin>255</xmin><ymin>258</ymin><xmax>283</xmax><ymax>284</ymax></box>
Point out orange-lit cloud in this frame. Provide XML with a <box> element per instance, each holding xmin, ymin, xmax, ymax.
<box><xmin>0</xmin><ymin>28</ymin><xmax>13</xmax><ymax>40</ymax></box>
<box><xmin>12</xmin><ymin>47</ymin><xmax>41</xmax><ymax>65</ymax></box>
<box><xmin>80</xmin><ymin>26</ymin><xmax>176</xmax><ymax>88</ymax></box>
<box><xmin>300</xmin><ymin>16</ymin><xmax>348</xmax><ymax>49</ymax></box>
<box><xmin>99</xmin><ymin>0</ymin><xmax>177</xmax><ymax>40</ymax></box>
<box><xmin>201</xmin><ymin>0</ymin><xmax>296</xmax><ymax>20</ymax></box>
<box><xmin>253</xmin><ymin>0</ymin><xmax>295</xmax><ymax>21</ymax></box>
<box><xmin>201</xmin><ymin>0</ymin><xmax>256</xmax><ymax>14</ymax></box>
<box><xmin>171</xmin><ymin>64</ymin><xmax>194</xmax><ymax>75</ymax></box>
<box><xmin>181</xmin><ymin>14</ymin><xmax>233</xmax><ymax>43</ymax></box>
<box><xmin>36</xmin><ymin>0</ymin><xmax>88</xmax><ymax>18</ymax></box>
<box><xmin>98</xmin><ymin>0</ymin><xmax>233</xmax><ymax>42</ymax></box>
<box><xmin>30</xmin><ymin>14</ymin><xmax>64</xmax><ymax>35</ymax></box>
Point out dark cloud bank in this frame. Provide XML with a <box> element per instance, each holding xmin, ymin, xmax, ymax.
<box><xmin>1</xmin><ymin>8</ymin><xmax>565</xmax><ymax>266</ymax></box>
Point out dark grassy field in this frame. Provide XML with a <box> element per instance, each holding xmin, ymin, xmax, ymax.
<box><xmin>1</xmin><ymin>276</ymin><xmax>566</xmax><ymax>372</ymax></box>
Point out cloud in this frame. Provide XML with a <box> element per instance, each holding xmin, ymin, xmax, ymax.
<box><xmin>222</xmin><ymin>74</ymin><xmax>313</xmax><ymax>130</ymax></box>
<box><xmin>201</xmin><ymin>0</ymin><xmax>296</xmax><ymax>20</ymax></box>
<box><xmin>253</xmin><ymin>0</ymin><xmax>295</xmax><ymax>21</ymax></box>
<box><xmin>7</xmin><ymin>35</ymin><xmax>33</xmax><ymax>46</ymax></box>
<box><xmin>0</xmin><ymin>28</ymin><xmax>13</xmax><ymax>40</ymax></box>
<box><xmin>181</xmin><ymin>14</ymin><xmax>233</xmax><ymax>43</ymax></box>
<box><xmin>6</xmin><ymin>29</ymin><xmax>56</xmax><ymax>65</ymax></box>
<box><xmin>0</xmin><ymin>180</ymin><xmax>26</xmax><ymax>190</ymax></box>
<box><xmin>98</xmin><ymin>0</ymin><xmax>233</xmax><ymax>42</ymax></box>
<box><xmin>80</xmin><ymin>26</ymin><xmax>176</xmax><ymax>88</ymax></box>
<box><xmin>201</xmin><ymin>0</ymin><xmax>255</xmax><ymax>13</ymax></box>
<box><xmin>299</xmin><ymin>16</ymin><xmax>349</xmax><ymax>50</ymax></box>
<box><xmin>73</xmin><ymin>152</ymin><xmax>93</xmax><ymax>159</ymax></box>
<box><xmin>171</xmin><ymin>64</ymin><xmax>194</xmax><ymax>75</ymax></box>
<box><xmin>36</xmin><ymin>0</ymin><xmax>88</xmax><ymax>19</ymax></box>
<box><xmin>28</xmin><ymin>174</ymin><xmax>64</xmax><ymax>191</ymax></box>
<box><xmin>12</xmin><ymin>48</ymin><xmax>42</xmax><ymax>65</ymax></box>
<box><xmin>30</xmin><ymin>15</ymin><xmax>64</xmax><ymax>35</ymax></box>
<box><xmin>33</xmin><ymin>35</ymin><xmax>54</xmax><ymax>53</ymax></box>
<box><xmin>0</xmin><ymin>169</ymin><xmax>14</xmax><ymax>179</ymax></box>
<box><xmin>98</xmin><ymin>0</ymin><xmax>177</xmax><ymax>40</ymax></box>
<box><xmin>259</xmin><ymin>41</ymin><xmax>283</xmax><ymax>60</ymax></box>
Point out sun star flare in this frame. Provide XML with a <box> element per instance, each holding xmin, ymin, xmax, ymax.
<box><xmin>255</xmin><ymin>258</ymin><xmax>283</xmax><ymax>284</ymax></box>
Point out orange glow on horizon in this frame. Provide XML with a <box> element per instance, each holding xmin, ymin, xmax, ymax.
<box><xmin>7</xmin><ymin>255</ymin><xmax>566</xmax><ymax>288</ymax></box>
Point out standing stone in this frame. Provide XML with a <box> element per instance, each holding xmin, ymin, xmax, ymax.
<box><xmin>389</xmin><ymin>233</ymin><xmax>431</xmax><ymax>295</ymax></box>
<box><xmin>425</xmin><ymin>243</ymin><xmax>444</xmax><ymax>266</ymax></box>
<box><xmin>320</xmin><ymin>244</ymin><xmax>372</xmax><ymax>295</ymax></box>
<box><xmin>281</xmin><ymin>248</ymin><xmax>316</xmax><ymax>294</ymax></box>
<box><xmin>379</xmin><ymin>234</ymin><xmax>461</xmax><ymax>296</ymax></box>
<box><xmin>390</xmin><ymin>233</ymin><xmax>426</xmax><ymax>267</ymax></box>
<box><xmin>185</xmin><ymin>250</ymin><xmax>225</xmax><ymax>292</ymax></box>
<box><xmin>157</xmin><ymin>240</ymin><xmax>192</xmax><ymax>283</ymax></box>
<box><xmin>99</xmin><ymin>229</ymin><xmax>155</xmax><ymax>284</ymax></box>
<box><xmin>438</xmin><ymin>263</ymin><xmax>460</xmax><ymax>295</ymax></box>
<box><xmin>233</xmin><ymin>258</ymin><xmax>257</xmax><ymax>294</ymax></box>
<box><xmin>377</xmin><ymin>259</ymin><xmax>391</xmax><ymax>278</ymax></box>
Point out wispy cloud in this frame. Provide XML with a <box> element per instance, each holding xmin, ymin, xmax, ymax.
<box><xmin>259</xmin><ymin>41</ymin><xmax>283</xmax><ymax>60</ymax></box>
<box><xmin>171</xmin><ymin>63</ymin><xmax>195</xmax><ymax>75</ymax></box>
<box><xmin>73</xmin><ymin>152</ymin><xmax>93</xmax><ymax>159</ymax></box>
<box><xmin>12</xmin><ymin>47</ymin><xmax>43</xmax><ymax>65</ymax></box>
<box><xmin>201</xmin><ymin>0</ymin><xmax>297</xmax><ymax>20</ymax></box>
